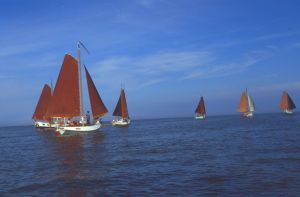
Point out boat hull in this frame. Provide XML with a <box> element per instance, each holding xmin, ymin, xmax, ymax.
<box><xmin>56</xmin><ymin>123</ymin><xmax>101</xmax><ymax>135</ymax></box>
<box><xmin>34</xmin><ymin>121</ymin><xmax>52</xmax><ymax>128</ymax></box>
<box><xmin>283</xmin><ymin>109</ymin><xmax>293</xmax><ymax>114</ymax></box>
<box><xmin>112</xmin><ymin>119</ymin><xmax>130</xmax><ymax>126</ymax></box>
<box><xmin>244</xmin><ymin>112</ymin><xmax>254</xmax><ymax>118</ymax></box>
<box><xmin>195</xmin><ymin>115</ymin><xmax>206</xmax><ymax>120</ymax></box>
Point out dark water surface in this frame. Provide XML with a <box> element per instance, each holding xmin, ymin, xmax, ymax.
<box><xmin>1</xmin><ymin>114</ymin><xmax>300</xmax><ymax>196</ymax></box>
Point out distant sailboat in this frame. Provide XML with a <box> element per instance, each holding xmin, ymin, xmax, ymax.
<box><xmin>195</xmin><ymin>96</ymin><xmax>206</xmax><ymax>120</ymax></box>
<box><xmin>112</xmin><ymin>88</ymin><xmax>130</xmax><ymax>126</ymax></box>
<box><xmin>32</xmin><ymin>84</ymin><xmax>52</xmax><ymax>128</ymax></box>
<box><xmin>280</xmin><ymin>91</ymin><xmax>296</xmax><ymax>114</ymax></box>
<box><xmin>46</xmin><ymin>42</ymin><xmax>108</xmax><ymax>135</ymax></box>
<box><xmin>237</xmin><ymin>89</ymin><xmax>256</xmax><ymax>117</ymax></box>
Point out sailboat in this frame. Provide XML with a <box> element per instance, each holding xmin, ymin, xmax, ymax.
<box><xmin>32</xmin><ymin>84</ymin><xmax>52</xmax><ymax>128</ymax></box>
<box><xmin>279</xmin><ymin>91</ymin><xmax>296</xmax><ymax>114</ymax></box>
<box><xmin>112</xmin><ymin>88</ymin><xmax>130</xmax><ymax>126</ymax></box>
<box><xmin>195</xmin><ymin>96</ymin><xmax>206</xmax><ymax>120</ymax></box>
<box><xmin>46</xmin><ymin>42</ymin><xmax>108</xmax><ymax>135</ymax></box>
<box><xmin>237</xmin><ymin>89</ymin><xmax>256</xmax><ymax>117</ymax></box>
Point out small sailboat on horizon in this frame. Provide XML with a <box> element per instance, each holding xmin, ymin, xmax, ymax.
<box><xmin>46</xmin><ymin>42</ymin><xmax>108</xmax><ymax>135</ymax></box>
<box><xmin>32</xmin><ymin>84</ymin><xmax>52</xmax><ymax>128</ymax></box>
<box><xmin>279</xmin><ymin>91</ymin><xmax>296</xmax><ymax>114</ymax></box>
<box><xmin>112</xmin><ymin>88</ymin><xmax>130</xmax><ymax>126</ymax></box>
<box><xmin>195</xmin><ymin>96</ymin><xmax>206</xmax><ymax>120</ymax></box>
<box><xmin>237</xmin><ymin>89</ymin><xmax>256</xmax><ymax>117</ymax></box>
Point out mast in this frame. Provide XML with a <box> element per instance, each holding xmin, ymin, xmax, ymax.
<box><xmin>77</xmin><ymin>42</ymin><xmax>84</xmax><ymax>124</ymax></box>
<box><xmin>50</xmin><ymin>79</ymin><xmax>54</xmax><ymax>95</ymax></box>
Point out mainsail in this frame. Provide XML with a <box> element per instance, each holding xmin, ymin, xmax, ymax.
<box><xmin>280</xmin><ymin>91</ymin><xmax>296</xmax><ymax>110</ymax></box>
<box><xmin>45</xmin><ymin>54</ymin><xmax>80</xmax><ymax>118</ymax></box>
<box><xmin>195</xmin><ymin>96</ymin><xmax>206</xmax><ymax>115</ymax></box>
<box><xmin>113</xmin><ymin>88</ymin><xmax>129</xmax><ymax>118</ymax></box>
<box><xmin>237</xmin><ymin>92</ymin><xmax>249</xmax><ymax>112</ymax></box>
<box><xmin>85</xmin><ymin>66</ymin><xmax>108</xmax><ymax>119</ymax></box>
<box><xmin>32</xmin><ymin>84</ymin><xmax>52</xmax><ymax>121</ymax></box>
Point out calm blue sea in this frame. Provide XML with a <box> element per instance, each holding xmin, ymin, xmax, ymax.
<box><xmin>1</xmin><ymin>113</ymin><xmax>300</xmax><ymax>196</ymax></box>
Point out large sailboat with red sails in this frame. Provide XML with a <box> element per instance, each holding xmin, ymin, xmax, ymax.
<box><xmin>46</xmin><ymin>42</ymin><xmax>108</xmax><ymax>135</ymax></box>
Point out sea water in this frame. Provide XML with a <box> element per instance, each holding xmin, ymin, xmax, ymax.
<box><xmin>1</xmin><ymin>113</ymin><xmax>300</xmax><ymax>196</ymax></box>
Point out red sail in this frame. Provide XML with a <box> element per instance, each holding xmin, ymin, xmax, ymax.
<box><xmin>280</xmin><ymin>91</ymin><xmax>296</xmax><ymax>110</ymax></box>
<box><xmin>237</xmin><ymin>91</ymin><xmax>249</xmax><ymax>112</ymax></box>
<box><xmin>113</xmin><ymin>88</ymin><xmax>129</xmax><ymax>118</ymax></box>
<box><xmin>32</xmin><ymin>84</ymin><xmax>52</xmax><ymax>121</ymax></box>
<box><xmin>46</xmin><ymin>54</ymin><xmax>80</xmax><ymax>118</ymax></box>
<box><xmin>195</xmin><ymin>96</ymin><xmax>206</xmax><ymax>115</ymax></box>
<box><xmin>85</xmin><ymin>66</ymin><xmax>108</xmax><ymax>119</ymax></box>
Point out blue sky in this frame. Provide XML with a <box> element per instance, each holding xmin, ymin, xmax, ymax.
<box><xmin>1</xmin><ymin>0</ymin><xmax>300</xmax><ymax>125</ymax></box>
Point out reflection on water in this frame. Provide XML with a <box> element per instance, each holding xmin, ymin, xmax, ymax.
<box><xmin>55</xmin><ymin>135</ymin><xmax>85</xmax><ymax>179</ymax></box>
<box><xmin>1</xmin><ymin>114</ymin><xmax>300</xmax><ymax>196</ymax></box>
<box><xmin>53</xmin><ymin>133</ymin><xmax>107</xmax><ymax>197</ymax></box>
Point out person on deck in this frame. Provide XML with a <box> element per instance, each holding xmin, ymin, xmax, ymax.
<box><xmin>86</xmin><ymin>111</ymin><xmax>91</xmax><ymax>125</ymax></box>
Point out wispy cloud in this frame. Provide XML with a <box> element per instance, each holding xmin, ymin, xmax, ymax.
<box><xmin>255</xmin><ymin>31</ymin><xmax>300</xmax><ymax>41</ymax></box>
<box><xmin>0</xmin><ymin>41</ymin><xmax>49</xmax><ymax>58</ymax></box>
<box><xmin>0</xmin><ymin>75</ymin><xmax>16</xmax><ymax>80</ymax></box>
<box><xmin>182</xmin><ymin>49</ymin><xmax>272</xmax><ymax>80</ymax></box>
<box><xmin>90</xmin><ymin>48</ymin><xmax>273</xmax><ymax>89</ymax></box>
<box><xmin>256</xmin><ymin>81</ymin><xmax>300</xmax><ymax>92</ymax></box>
<box><xmin>207</xmin><ymin>30</ymin><xmax>300</xmax><ymax>50</ymax></box>
<box><xmin>290</xmin><ymin>42</ymin><xmax>300</xmax><ymax>49</ymax></box>
<box><xmin>138</xmin><ymin>78</ymin><xmax>167</xmax><ymax>88</ymax></box>
<box><xmin>136</xmin><ymin>0</ymin><xmax>155</xmax><ymax>7</ymax></box>
<box><xmin>91</xmin><ymin>50</ymin><xmax>213</xmax><ymax>89</ymax></box>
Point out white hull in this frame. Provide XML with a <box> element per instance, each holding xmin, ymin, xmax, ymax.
<box><xmin>112</xmin><ymin>119</ymin><xmax>130</xmax><ymax>126</ymax></box>
<box><xmin>34</xmin><ymin>121</ymin><xmax>52</xmax><ymax>128</ymax></box>
<box><xmin>56</xmin><ymin>123</ymin><xmax>101</xmax><ymax>135</ymax></box>
<box><xmin>283</xmin><ymin>109</ymin><xmax>293</xmax><ymax>114</ymax></box>
<box><xmin>195</xmin><ymin>115</ymin><xmax>206</xmax><ymax>120</ymax></box>
<box><xmin>34</xmin><ymin>121</ymin><xmax>60</xmax><ymax>129</ymax></box>
<box><xmin>244</xmin><ymin>112</ymin><xmax>254</xmax><ymax>118</ymax></box>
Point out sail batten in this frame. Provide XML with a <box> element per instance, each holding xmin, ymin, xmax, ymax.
<box><xmin>113</xmin><ymin>89</ymin><xmax>129</xmax><ymax>118</ymax></box>
<box><xmin>195</xmin><ymin>96</ymin><xmax>206</xmax><ymax>115</ymax></box>
<box><xmin>280</xmin><ymin>91</ymin><xmax>296</xmax><ymax>110</ymax></box>
<box><xmin>32</xmin><ymin>84</ymin><xmax>52</xmax><ymax>121</ymax></box>
<box><xmin>45</xmin><ymin>54</ymin><xmax>80</xmax><ymax>118</ymax></box>
<box><xmin>85</xmin><ymin>66</ymin><xmax>108</xmax><ymax>119</ymax></box>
